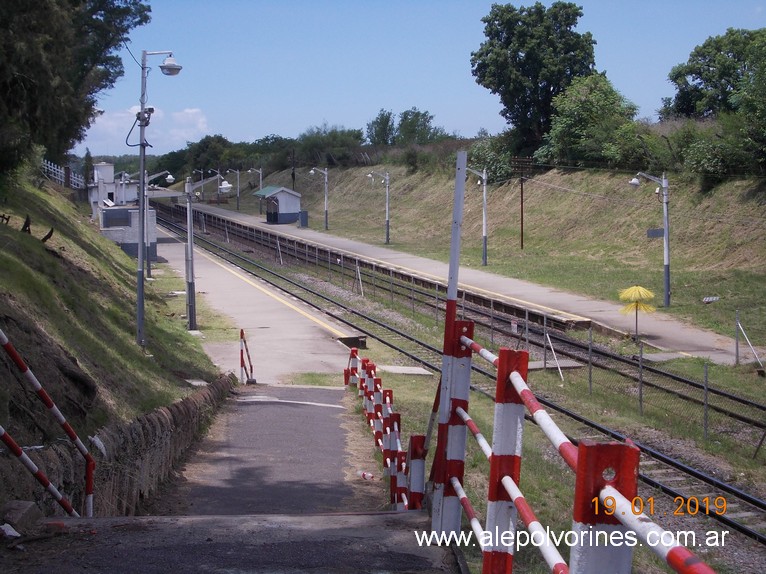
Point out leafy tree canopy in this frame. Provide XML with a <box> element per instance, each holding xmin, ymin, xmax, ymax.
<box><xmin>395</xmin><ymin>107</ymin><xmax>448</xmax><ymax>146</ymax></box>
<box><xmin>660</xmin><ymin>27</ymin><xmax>766</xmax><ymax>119</ymax></box>
<box><xmin>470</xmin><ymin>1</ymin><xmax>595</xmax><ymax>151</ymax></box>
<box><xmin>535</xmin><ymin>73</ymin><xmax>640</xmax><ymax>167</ymax></box>
<box><xmin>0</xmin><ymin>0</ymin><xmax>150</xmax><ymax>173</ymax></box>
<box><xmin>366</xmin><ymin>109</ymin><xmax>396</xmax><ymax>146</ymax></box>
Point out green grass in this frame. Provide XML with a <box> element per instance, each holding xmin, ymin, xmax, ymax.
<box><xmin>0</xmin><ymin>174</ymin><xmax>220</xmax><ymax>444</ymax></box>
<box><xmin>218</xmin><ymin>165</ymin><xmax>766</xmax><ymax>347</ymax></box>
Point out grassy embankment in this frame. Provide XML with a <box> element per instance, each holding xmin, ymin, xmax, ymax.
<box><xmin>0</xmin><ymin>171</ymin><xmax>228</xmax><ymax>450</ymax></box>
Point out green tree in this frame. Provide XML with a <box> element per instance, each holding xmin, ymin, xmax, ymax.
<box><xmin>534</xmin><ymin>74</ymin><xmax>639</xmax><ymax>167</ymax></box>
<box><xmin>470</xmin><ymin>2</ymin><xmax>595</xmax><ymax>151</ymax></box>
<box><xmin>733</xmin><ymin>34</ymin><xmax>766</xmax><ymax>171</ymax></box>
<box><xmin>660</xmin><ymin>28</ymin><xmax>766</xmax><ymax>119</ymax></box>
<box><xmin>297</xmin><ymin>123</ymin><xmax>364</xmax><ymax>166</ymax></box>
<box><xmin>83</xmin><ymin>148</ymin><xmax>94</xmax><ymax>183</ymax></box>
<box><xmin>395</xmin><ymin>107</ymin><xmax>447</xmax><ymax>145</ymax></box>
<box><xmin>366</xmin><ymin>109</ymin><xmax>396</xmax><ymax>146</ymax></box>
<box><xmin>186</xmin><ymin>135</ymin><xmax>233</xmax><ymax>173</ymax></box>
<box><xmin>0</xmin><ymin>0</ymin><xmax>150</xmax><ymax>173</ymax></box>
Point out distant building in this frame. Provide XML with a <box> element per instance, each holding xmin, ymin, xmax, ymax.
<box><xmin>252</xmin><ymin>186</ymin><xmax>302</xmax><ymax>224</ymax></box>
<box><xmin>87</xmin><ymin>162</ymin><xmax>179</xmax><ymax>260</ymax></box>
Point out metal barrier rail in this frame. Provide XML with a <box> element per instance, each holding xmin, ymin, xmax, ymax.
<box><xmin>239</xmin><ymin>328</ymin><xmax>254</xmax><ymax>384</ymax></box>
<box><xmin>0</xmin><ymin>425</ymin><xmax>79</xmax><ymax>517</ymax></box>
<box><xmin>0</xmin><ymin>328</ymin><xmax>94</xmax><ymax>517</ymax></box>
<box><xmin>344</xmin><ymin>347</ymin><xmax>426</xmax><ymax>510</ymax></box>
<box><xmin>455</xmin><ymin>333</ymin><xmax>716</xmax><ymax>574</ymax></box>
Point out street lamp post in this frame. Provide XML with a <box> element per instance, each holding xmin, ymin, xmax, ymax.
<box><xmin>367</xmin><ymin>171</ymin><xmax>391</xmax><ymax>244</ymax></box>
<box><xmin>467</xmin><ymin>166</ymin><xmax>488</xmax><ymax>265</ymax></box>
<box><xmin>629</xmin><ymin>172</ymin><xmax>671</xmax><ymax>307</ymax></box>
<box><xmin>310</xmin><ymin>167</ymin><xmax>329</xmax><ymax>230</ymax></box>
<box><xmin>144</xmin><ymin>170</ymin><xmax>174</xmax><ymax>279</ymax></box>
<box><xmin>184</xmin><ymin>177</ymin><xmax>197</xmax><ymax>330</ymax></box>
<box><xmin>193</xmin><ymin>169</ymin><xmax>205</xmax><ymax>202</ymax></box>
<box><xmin>136</xmin><ymin>49</ymin><xmax>181</xmax><ymax>347</ymax></box>
<box><xmin>227</xmin><ymin>169</ymin><xmax>241</xmax><ymax>210</ymax></box>
<box><xmin>248</xmin><ymin>167</ymin><xmax>263</xmax><ymax>214</ymax></box>
<box><xmin>208</xmin><ymin>168</ymin><xmax>224</xmax><ymax>205</ymax></box>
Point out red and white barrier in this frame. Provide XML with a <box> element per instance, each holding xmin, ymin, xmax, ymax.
<box><xmin>1</xmin><ymin>328</ymin><xmax>94</xmax><ymax>516</ymax></box>
<box><xmin>346</xmin><ymin>347</ymin><xmax>360</xmax><ymax>387</ymax></box>
<box><xmin>457</xmin><ymin>333</ymin><xmax>715</xmax><ymax>574</ymax></box>
<box><xmin>485</xmin><ymin>348</ymin><xmax>527</xmax><ymax>573</ymax></box>
<box><xmin>239</xmin><ymin>329</ymin><xmax>254</xmax><ymax>384</ymax></box>
<box><xmin>0</xmin><ymin>424</ymin><xmax>79</xmax><ymax>517</ymax></box>
<box><xmin>406</xmin><ymin>435</ymin><xmax>426</xmax><ymax>510</ymax></box>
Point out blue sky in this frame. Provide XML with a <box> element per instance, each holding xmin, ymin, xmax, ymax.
<box><xmin>74</xmin><ymin>0</ymin><xmax>766</xmax><ymax>156</ymax></box>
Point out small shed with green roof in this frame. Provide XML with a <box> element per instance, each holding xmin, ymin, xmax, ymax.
<box><xmin>252</xmin><ymin>185</ymin><xmax>301</xmax><ymax>224</ymax></box>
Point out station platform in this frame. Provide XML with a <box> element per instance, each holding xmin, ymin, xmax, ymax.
<box><xmin>190</xmin><ymin>203</ymin><xmax>760</xmax><ymax>366</ymax></box>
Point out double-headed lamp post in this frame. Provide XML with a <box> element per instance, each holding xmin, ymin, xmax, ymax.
<box><xmin>367</xmin><ymin>171</ymin><xmax>391</xmax><ymax>244</ymax></box>
<box><xmin>226</xmin><ymin>169</ymin><xmax>241</xmax><ymax>210</ymax></box>
<box><xmin>310</xmin><ymin>167</ymin><xmax>329</xmax><ymax>230</ymax></box>
<box><xmin>248</xmin><ymin>167</ymin><xmax>263</xmax><ymax>191</ymax></box>
<box><xmin>467</xmin><ymin>166</ymin><xmax>488</xmax><ymax>266</ymax></box>
<box><xmin>184</xmin><ymin>177</ymin><xmax>197</xmax><ymax>330</ymax></box>
<box><xmin>143</xmin><ymin>170</ymin><xmax>175</xmax><ymax>279</ymax></box>
<box><xmin>629</xmin><ymin>172</ymin><xmax>670</xmax><ymax>307</ymax></box>
<box><xmin>136</xmin><ymin>49</ymin><xmax>181</xmax><ymax>347</ymax></box>
<box><xmin>248</xmin><ymin>167</ymin><xmax>263</xmax><ymax>213</ymax></box>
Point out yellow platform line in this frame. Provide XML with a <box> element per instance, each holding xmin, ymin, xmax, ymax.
<box><xmin>198</xmin><ymin>250</ymin><xmax>349</xmax><ymax>339</ymax></box>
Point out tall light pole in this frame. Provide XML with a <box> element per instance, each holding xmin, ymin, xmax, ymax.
<box><xmin>184</xmin><ymin>177</ymin><xmax>197</xmax><ymax>330</ymax></box>
<box><xmin>467</xmin><ymin>166</ymin><xmax>488</xmax><ymax>265</ymax></box>
<box><xmin>227</xmin><ymin>169</ymin><xmax>241</xmax><ymax>210</ymax></box>
<box><xmin>248</xmin><ymin>167</ymin><xmax>263</xmax><ymax>191</ymax></box>
<box><xmin>193</xmin><ymin>169</ymin><xmax>205</xmax><ymax>201</ymax></box>
<box><xmin>208</xmin><ymin>168</ymin><xmax>224</xmax><ymax>205</ymax></box>
<box><xmin>629</xmin><ymin>172</ymin><xmax>671</xmax><ymax>307</ymax></box>
<box><xmin>136</xmin><ymin>49</ymin><xmax>181</xmax><ymax>347</ymax></box>
<box><xmin>248</xmin><ymin>167</ymin><xmax>264</xmax><ymax>214</ymax></box>
<box><xmin>144</xmin><ymin>171</ymin><xmax>175</xmax><ymax>279</ymax></box>
<box><xmin>367</xmin><ymin>171</ymin><xmax>391</xmax><ymax>244</ymax></box>
<box><xmin>310</xmin><ymin>167</ymin><xmax>329</xmax><ymax>230</ymax></box>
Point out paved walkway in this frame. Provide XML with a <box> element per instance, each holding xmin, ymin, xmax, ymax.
<box><xmin>0</xmin><ymin>230</ymin><xmax>459</xmax><ymax>574</ymax></box>
<box><xmin>194</xmin><ymin>203</ymin><xmax>763</xmax><ymax>366</ymax></box>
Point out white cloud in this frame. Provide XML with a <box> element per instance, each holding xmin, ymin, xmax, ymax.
<box><xmin>73</xmin><ymin>106</ymin><xmax>208</xmax><ymax>156</ymax></box>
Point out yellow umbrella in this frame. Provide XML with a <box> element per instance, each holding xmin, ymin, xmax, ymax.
<box><xmin>618</xmin><ymin>286</ymin><xmax>656</xmax><ymax>340</ymax></box>
<box><xmin>619</xmin><ymin>285</ymin><xmax>655</xmax><ymax>303</ymax></box>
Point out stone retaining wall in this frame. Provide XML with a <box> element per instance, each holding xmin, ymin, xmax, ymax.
<box><xmin>0</xmin><ymin>374</ymin><xmax>235</xmax><ymax>517</ymax></box>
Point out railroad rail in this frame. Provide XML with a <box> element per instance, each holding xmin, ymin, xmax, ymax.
<box><xmin>157</xmin><ymin>213</ymin><xmax>766</xmax><ymax>546</ymax></box>
<box><xmin>154</xmin><ymin>201</ymin><xmax>766</xmax><ymax>438</ymax></box>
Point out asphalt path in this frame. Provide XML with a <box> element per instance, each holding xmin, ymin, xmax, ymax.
<box><xmin>156</xmin><ymin>230</ymin><xmax>360</xmax><ymax>515</ymax></box>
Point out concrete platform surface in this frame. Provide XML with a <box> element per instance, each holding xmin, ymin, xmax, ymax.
<box><xmin>193</xmin><ymin>203</ymin><xmax>765</xmax><ymax>366</ymax></box>
<box><xmin>1</xmin><ymin>512</ymin><xmax>458</xmax><ymax>574</ymax></box>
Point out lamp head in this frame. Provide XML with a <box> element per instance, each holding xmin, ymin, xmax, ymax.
<box><xmin>165</xmin><ymin>174</ymin><xmax>175</xmax><ymax>184</ymax></box>
<box><xmin>159</xmin><ymin>55</ymin><xmax>182</xmax><ymax>76</ymax></box>
<box><xmin>628</xmin><ymin>176</ymin><xmax>640</xmax><ymax>188</ymax></box>
<box><xmin>309</xmin><ymin>169</ymin><xmax>315</xmax><ymax>175</ymax></box>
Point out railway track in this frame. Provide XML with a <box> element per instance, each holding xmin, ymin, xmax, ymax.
<box><xmin>157</xmin><ymin>212</ymin><xmax>766</xmax><ymax>546</ymax></box>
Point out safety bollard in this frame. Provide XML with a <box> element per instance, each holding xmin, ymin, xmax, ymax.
<box><xmin>570</xmin><ymin>440</ymin><xmax>640</xmax><ymax>573</ymax></box>
<box><xmin>484</xmin><ymin>348</ymin><xmax>528</xmax><ymax>573</ymax></box>
<box><xmin>407</xmin><ymin>435</ymin><xmax>426</xmax><ymax>510</ymax></box>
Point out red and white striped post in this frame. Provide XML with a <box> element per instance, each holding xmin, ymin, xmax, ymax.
<box><xmin>432</xmin><ymin>150</ymin><xmax>470</xmax><ymax>535</ymax></box>
<box><xmin>239</xmin><ymin>329</ymin><xmax>254</xmax><ymax>384</ymax></box>
<box><xmin>346</xmin><ymin>347</ymin><xmax>360</xmax><ymax>388</ymax></box>
<box><xmin>1</xmin><ymin>328</ymin><xmax>94</xmax><ymax>516</ymax></box>
<box><xmin>0</xmin><ymin>424</ymin><xmax>79</xmax><ymax>517</ymax></box>
<box><xmin>570</xmin><ymin>440</ymin><xmax>640</xmax><ymax>573</ymax></box>
<box><xmin>407</xmin><ymin>434</ymin><xmax>426</xmax><ymax>510</ymax></box>
<box><xmin>359</xmin><ymin>358</ymin><xmax>370</xmax><ymax>398</ymax></box>
<box><xmin>484</xmin><ymin>348</ymin><xmax>528</xmax><ymax>574</ymax></box>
